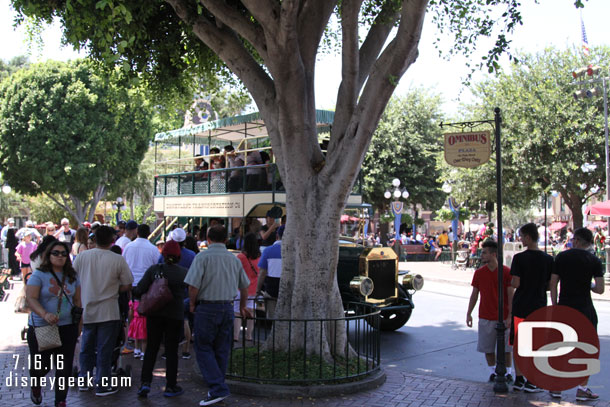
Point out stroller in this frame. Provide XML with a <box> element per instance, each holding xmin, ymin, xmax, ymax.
<box><xmin>452</xmin><ymin>250</ymin><xmax>469</xmax><ymax>270</ymax></box>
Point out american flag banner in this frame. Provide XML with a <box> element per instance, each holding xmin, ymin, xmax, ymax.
<box><xmin>581</xmin><ymin>15</ymin><xmax>590</xmax><ymax>57</ymax></box>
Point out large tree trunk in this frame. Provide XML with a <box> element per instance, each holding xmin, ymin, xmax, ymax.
<box><xmin>563</xmin><ymin>190</ymin><xmax>585</xmax><ymax>229</ymax></box>
<box><xmin>167</xmin><ymin>0</ymin><xmax>428</xmax><ymax>360</ymax></box>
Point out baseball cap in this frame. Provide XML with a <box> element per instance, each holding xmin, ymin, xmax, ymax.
<box><xmin>83</xmin><ymin>221</ymin><xmax>91</xmax><ymax>228</ymax></box>
<box><xmin>7</xmin><ymin>218</ymin><xmax>14</xmax><ymax>223</ymax></box>
<box><xmin>26</xmin><ymin>220</ymin><xmax>34</xmax><ymax>227</ymax></box>
<box><xmin>155</xmin><ymin>240</ymin><xmax>165</xmax><ymax>246</ymax></box>
<box><xmin>162</xmin><ymin>240</ymin><xmax>181</xmax><ymax>258</ymax></box>
<box><xmin>125</xmin><ymin>220</ymin><xmax>138</xmax><ymax>230</ymax></box>
<box><xmin>169</xmin><ymin>228</ymin><xmax>186</xmax><ymax>242</ymax></box>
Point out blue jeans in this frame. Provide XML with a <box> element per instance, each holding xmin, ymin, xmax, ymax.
<box><xmin>79</xmin><ymin>320</ymin><xmax>120</xmax><ymax>388</ymax></box>
<box><xmin>194</xmin><ymin>303</ymin><xmax>234</xmax><ymax>398</ymax></box>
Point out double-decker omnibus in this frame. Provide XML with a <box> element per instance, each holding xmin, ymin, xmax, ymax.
<box><xmin>152</xmin><ymin>110</ymin><xmax>421</xmax><ymax>330</ymax></box>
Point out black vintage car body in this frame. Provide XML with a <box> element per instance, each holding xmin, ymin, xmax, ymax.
<box><xmin>337</xmin><ymin>239</ymin><xmax>423</xmax><ymax>331</ymax></box>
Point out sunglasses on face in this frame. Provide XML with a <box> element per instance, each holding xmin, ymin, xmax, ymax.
<box><xmin>50</xmin><ymin>250</ymin><xmax>68</xmax><ymax>257</ymax></box>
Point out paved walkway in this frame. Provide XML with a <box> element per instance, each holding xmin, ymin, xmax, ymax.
<box><xmin>1</xmin><ymin>271</ymin><xmax>608</xmax><ymax>407</ymax></box>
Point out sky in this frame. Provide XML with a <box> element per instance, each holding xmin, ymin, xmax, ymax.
<box><xmin>1</xmin><ymin>0</ymin><xmax>609</xmax><ymax>115</ymax></box>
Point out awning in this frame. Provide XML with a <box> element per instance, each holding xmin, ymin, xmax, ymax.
<box><xmin>585</xmin><ymin>200</ymin><xmax>610</xmax><ymax>216</ymax></box>
<box><xmin>587</xmin><ymin>220</ymin><xmax>607</xmax><ymax>230</ymax></box>
<box><xmin>154</xmin><ymin>109</ymin><xmax>335</xmax><ymax>144</ymax></box>
<box><xmin>548</xmin><ymin>221</ymin><xmax>567</xmax><ymax>231</ymax></box>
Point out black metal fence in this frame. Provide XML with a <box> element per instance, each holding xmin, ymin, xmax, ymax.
<box><xmin>228</xmin><ymin>301</ymin><xmax>381</xmax><ymax>384</ymax></box>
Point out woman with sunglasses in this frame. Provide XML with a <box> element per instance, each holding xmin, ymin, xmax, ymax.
<box><xmin>26</xmin><ymin>241</ymin><xmax>81</xmax><ymax>407</ymax></box>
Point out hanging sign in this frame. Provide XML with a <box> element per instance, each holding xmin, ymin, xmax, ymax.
<box><xmin>444</xmin><ymin>130</ymin><xmax>491</xmax><ymax>168</ymax></box>
<box><xmin>391</xmin><ymin>201</ymin><xmax>403</xmax><ymax>215</ymax></box>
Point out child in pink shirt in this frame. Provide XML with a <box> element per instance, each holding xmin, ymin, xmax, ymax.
<box><xmin>16</xmin><ymin>233</ymin><xmax>37</xmax><ymax>280</ymax></box>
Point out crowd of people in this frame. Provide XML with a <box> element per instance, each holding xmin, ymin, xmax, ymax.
<box><xmin>187</xmin><ymin>146</ymin><xmax>277</xmax><ymax>193</ymax></box>
<box><xmin>0</xmin><ymin>212</ymin><xmax>287</xmax><ymax>407</ymax></box>
<box><xmin>353</xmin><ymin>221</ymin><xmax>610</xmax><ymax>265</ymax></box>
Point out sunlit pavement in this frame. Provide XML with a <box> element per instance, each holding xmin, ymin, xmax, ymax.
<box><xmin>1</xmin><ymin>275</ymin><xmax>609</xmax><ymax>407</ymax></box>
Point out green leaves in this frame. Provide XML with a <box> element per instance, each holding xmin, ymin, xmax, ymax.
<box><xmin>362</xmin><ymin>88</ymin><xmax>446</xmax><ymax>213</ymax></box>
<box><xmin>0</xmin><ymin>60</ymin><xmax>153</xmax><ymax>204</ymax></box>
<box><xmin>462</xmin><ymin>46</ymin><xmax>608</xmax><ymax>224</ymax></box>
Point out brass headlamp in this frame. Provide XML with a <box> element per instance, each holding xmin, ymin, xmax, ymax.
<box><xmin>399</xmin><ymin>274</ymin><xmax>424</xmax><ymax>291</ymax></box>
<box><xmin>350</xmin><ymin>276</ymin><xmax>374</xmax><ymax>297</ymax></box>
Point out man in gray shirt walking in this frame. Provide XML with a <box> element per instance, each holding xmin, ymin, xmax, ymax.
<box><xmin>185</xmin><ymin>225</ymin><xmax>250</xmax><ymax>406</ymax></box>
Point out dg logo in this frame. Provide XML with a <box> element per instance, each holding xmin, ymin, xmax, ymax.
<box><xmin>514</xmin><ymin>305</ymin><xmax>600</xmax><ymax>391</ymax></box>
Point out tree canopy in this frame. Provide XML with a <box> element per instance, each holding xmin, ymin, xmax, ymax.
<box><xmin>362</xmin><ymin>89</ymin><xmax>446</xmax><ymax>213</ymax></box>
<box><xmin>466</xmin><ymin>46</ymin><xmax>608</xmax><ymax>228</ymax></box>
<box><xmin>0</xmin><ymin>60</ymin><xmax>154</xmax><ymax>223</ymax></box>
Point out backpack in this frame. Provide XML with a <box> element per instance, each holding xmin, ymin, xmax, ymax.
<box><xmin>423</xmin><ymin>242</ymin><xmax>431</xmax><ymax>252</ymax></box>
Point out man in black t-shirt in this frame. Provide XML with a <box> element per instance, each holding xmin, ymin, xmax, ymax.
<box><xmin>259</xmin><ymin>208</ymin><xmax>280</xmax><ymax>247</ymax></box>
<box><xmin>510</xmin><ymin>223</ymin><xmax>553</xmax><ymax>392</ymax></box>
<box><xmin>550</xmin><ymin>227</ymin><xmax>605</xmax><ymax>401</ymax></box>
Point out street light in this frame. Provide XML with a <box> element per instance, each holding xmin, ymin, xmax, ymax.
<box><xmin>1</xmin><ymin>184</ymin><xmax>11</xmax><ymax>194</ymax></box>
<box><xmin>112</xmin><ymin>197</ymin><xmax>127</xmax><ymax>224</ymax></box>
<box><xmin>384</xmin><ymin>178</ymin><xmax>409</xmax><ymax>241</ymax></box>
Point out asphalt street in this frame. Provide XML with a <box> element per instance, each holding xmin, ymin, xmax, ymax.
<box><xmin>383</xmin><ymin>278</ymin><xmax>610</xmax><ymax>400</ymax></box>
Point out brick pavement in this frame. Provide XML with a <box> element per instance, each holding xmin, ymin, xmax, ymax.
<box><xmin>1</xmin><ymin>276</ymin><xmax>609</xmax><ymax>407</ymax></box>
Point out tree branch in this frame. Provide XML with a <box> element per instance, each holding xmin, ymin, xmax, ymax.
<box><xmin>55</xmin><ymin>193</ymin><xmax>80</xmax><ymax>221</ymax></box>
<box><xmin>329</xmin><ymin>0</ymin><xmax>400</xmax><ymax>156</ymax></box>
<box><xmin>297</xmin><ymin>0</ymin><xmax>337</xmax><ymax>71</ymax></box>
<box><xmin>357</xmin><ymin>0</ymin><xmax>401</xmax><ymax>91</ymax></box>
<box><xmin>327</xmin><ymin>0</ymin><xmax>428</xmax><ymax>180</ymax></box>
<box><xmin>332</xmin><ymin>0</ymin><xmax>363</xmax><ymax>142</ymax></box>
<box><xmin>166</xmin><ymin>0</ymin><xmax>275</xmax><ymax>109</ymax></box>
<box><xmin>240</xmin><ymin>0</ymin><xmax>280</xmax><ymax>39</ymax></box>
<box><xmin>200</xmin><ymin>0</ymin><xmax>269</xmax><ymax>61</ymax></box>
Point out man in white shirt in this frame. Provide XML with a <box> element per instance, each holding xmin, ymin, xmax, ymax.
<box><xmin>123</xmin><ymin>224</ymin><xmax>158</xmax><ymax>286</ymax></box>
<box><xmin>54</xmin><ymin>218</ymin><xmax>76</xmax><ymax>249</ymax></box>
<box><xmin>73</xmin><ymin>226</ymin><xmax>133</xmax><ymax>396</ymax></box>
<box><xmin>115</xmin><ymin>220</ymin><xmax>138</xmax><ymax>251</ymax></box>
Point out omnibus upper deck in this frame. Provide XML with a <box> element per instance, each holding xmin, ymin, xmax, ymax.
<box><xmin>153</xmin><ymin>110</ymin><xmax>364</xmax><ymax>225</ymax></box>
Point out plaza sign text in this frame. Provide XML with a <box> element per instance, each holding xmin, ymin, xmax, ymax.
<box><xmin>444</xmin><ymin>130</ymin><xmax>491</xmax><ymax>168</ymax></box>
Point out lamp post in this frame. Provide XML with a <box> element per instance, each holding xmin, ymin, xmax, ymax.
<box><xmin>384</xmin><ymin>178</ymin><xmax>409</xmax><ymax>241</ymax></box>
<box><xmin>111</xmin><ymin>197</ymin><xmax>127</xmax><ymax>225</ymax></box>
<box><xmin>359</xmin><ymin>210</ymin><xmax>370</xmax><ymax>244</ymax></box>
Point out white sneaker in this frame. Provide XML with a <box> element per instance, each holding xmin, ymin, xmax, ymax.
<box><xmin>199</xmin><ymin>393</ymin><xmax>228</xmax><ymax>406</ymax></box>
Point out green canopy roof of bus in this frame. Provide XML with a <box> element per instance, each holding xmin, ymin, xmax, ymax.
<box><xmin>154</xmin><ymin>109</ymin><xmax>335</xmax><ymax>144</ymax></box>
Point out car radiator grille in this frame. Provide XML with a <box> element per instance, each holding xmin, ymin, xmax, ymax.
<box><xmin>367</xmin><ymin>259</ymin><xmax>396</xmax><ymax>299</ymax></box>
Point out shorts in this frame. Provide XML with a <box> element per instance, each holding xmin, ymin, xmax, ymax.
<box><xmin>509</xmin><ymin>316</ymin><xmax>525</xmax><ymax>346</ymax></box>
<box><xmin>477</xmin><ymin>318</ymin><xmax>512</xmax><ymax>353</ymax></box>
